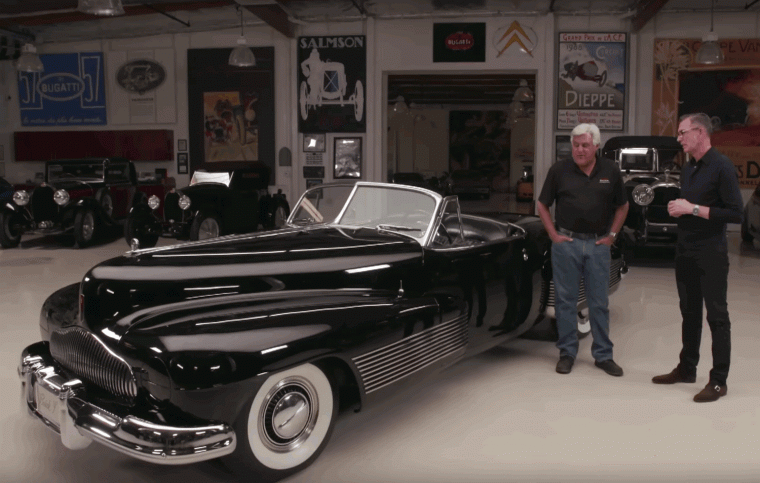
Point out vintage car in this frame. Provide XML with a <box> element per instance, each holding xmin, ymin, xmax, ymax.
<box><xmin>124</xmin><ymin>164</ymin><xmax>290</xmax><ymax>248</ymax></box>
<box><xmin>1</xmin><ymin>158</ymin><xmax>166</xmax><ymax>249</ymax></box>
<box><xmin>602</xmin><ymin>136</ymin><xmax>684</xmax><ymax>253</ymax></box>
<box><xmin>742</xmin><ymin>184</ymin><xmax>760</xmax><ymax>244</ymax></box>
<box><xmin>19</xmin><ymin>182</ymin><xmax>625</xmax><ymax>480</ymax></box>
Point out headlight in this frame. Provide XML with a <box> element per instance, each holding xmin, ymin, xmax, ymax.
<box><xmin>632</xmin><ymin>184</ymin><xmax>654</xmax><ymax>206</ymax></box>
<box><xmin>178</xmin><ymin>194</ymin><xmax>191</xmax><ymax>210</ymax></box>
<box><xmin>53</xmin><ymin>189</ymin><xmax>70</xmax><ymax>206</ymax></box>
<box><xmin>13</xmin><ymin>190</ymin><xmax>30</xmax><ymax>206</ymax></box>
<box><xmin>147</xmin><ymin>194</ymin><xmax>160</xmax><ymax>210</ymax></box>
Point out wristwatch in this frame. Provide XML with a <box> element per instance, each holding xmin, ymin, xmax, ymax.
<box><xmin>608</xmin><ymin>231</ymin><xmax>617</xmax><ymax>238</ymax></box>
<box><xmin>692</xmin><ymin>204</ymin><xmax>700</xmax><ymax>216</ymax></box>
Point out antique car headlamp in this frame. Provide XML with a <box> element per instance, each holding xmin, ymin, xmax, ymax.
<box><xmin>53</xmin><ymin>189</ymin><xmax>70</xmax><ymax>206</ymax></box>
<box><xmin>13</xmin><ymin>190</ymin><xmax>30</xmax><ymax>206</ymax></box>
<box><xmin>632</xmin><ymin>184</ymin><xmax>654</xmax><ymax>206</ymax></box>
<box><xmin>178</xmin><ymin>194</ymin><xmax>191</xmax><ymax>210</ymax></box>
<box><xmin>147</xmin><ymin>194</ymin><xmax>161</xmax><ymax>210</ymax></box>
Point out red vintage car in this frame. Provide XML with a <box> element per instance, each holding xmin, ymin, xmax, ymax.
<box><xmin>1</xmin><ymin>158</ymin><xmax>166</xmax><ymax>248</ymax></box>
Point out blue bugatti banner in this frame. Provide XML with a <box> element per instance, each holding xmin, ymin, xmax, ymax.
<box><xmin>18</xmin><ymin>52</ymin><xmax>107</xmax><ymax>126</ymax></box>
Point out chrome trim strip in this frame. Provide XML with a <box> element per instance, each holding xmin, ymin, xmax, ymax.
<box><xmin>19</xmin><ymin>353</ymin><xmax>236</xmax><ymax>465</ymax></box>
<box><xmin>353</xmin><ymin>315</ymin><xmax>468</xmax><ymax>394</ymax></box>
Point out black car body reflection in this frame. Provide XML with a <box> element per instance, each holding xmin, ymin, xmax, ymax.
<box><xmin>19</xmin><ymin>182</ymin><xmax>625</xmax><ymax>480</ymax></box>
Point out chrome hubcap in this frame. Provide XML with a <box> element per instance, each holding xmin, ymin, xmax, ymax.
<box><xmin>198</xmin><ymin>218</ymin><xmax>219</xmax><ymax>239</ymax></box>
<box><xmin>259</xmin><ymin>377</ymin><xmax>317</xmax><ymax>452</ymax></box>
<box><xmin>82</xmin><ymin>213</ymin><xmax>94</xmax><ymax>240</ymax></box>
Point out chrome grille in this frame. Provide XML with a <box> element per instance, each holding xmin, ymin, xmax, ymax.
<box><xmin>542</xmin><ymin>256</ymin><xmax>624</xmax><ymax>308</ymax></box>
<box><xmin>163</xmin><ymin>192</ymin><xmax>183</xmax><ymax>221</ymax></box>
<box><xmin>50</xmin><ymin>327</ymin><xmax>138</xmax><ymax>399</ymax></box>
<box><xmin>353</xmin><ymin>316</ymin><xmax>468</xmax><ymax>394</ymax></box>
<box><xmin>31</xmin><ymin>186</ymin><xmax>58</xmax><ymax>222</ymax></box>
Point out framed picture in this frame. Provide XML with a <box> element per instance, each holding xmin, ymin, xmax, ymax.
<box><xmin>306</xmin><ymin>178</ymin><xmax>323</xmax><ymax>188</ymax></box>
<box><xmin>303</xmin><ymin>133</ymin><xmax>326</xmax><ymax>152</ymax></box>
<box><xmin>178</xmin><ymin>152</ymin><xmax>188</xmax><ymax>174</ymax></box>
<box><xmin>333</xmin><ymin>137</ymin><xmax>361</xmax><ymax>179</ymax></box>
<box><xmin>178</xmin><ymin>139</ymin><xmax>187</xmax><ymax>152</ymax></box>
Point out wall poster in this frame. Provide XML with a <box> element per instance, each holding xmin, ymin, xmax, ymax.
<box><xmin>433</xmin><ymin>23</ymin><xmax>486</xmax><ymax>63</ymax></box>
<box><xmin>18</xmin><ymin>52</ymin><xmax>107</xmax><ymax>126</ymax></box>
<box><xmin>108</xmin><ymin>49</ymin><xmax>176</xmax><ymax>124</ymax></box>
<box><xmin>557</xmin><ymin>33</ymin><xmax>627</xmax><ymax>131</ymax></box>
<box><xmin>298</xmin><ymin>36</ymin><xmax>366</xmax><ymax>133</ymax></box>
<box><xmin>654</xmin><ymin>38</ymin><xmax>760</xmax><ymax>187</ymax></box>
<box><xmin>187</xmin><ymin>48</ymin><xmax>275</xmax><ymax>177</ymax></box>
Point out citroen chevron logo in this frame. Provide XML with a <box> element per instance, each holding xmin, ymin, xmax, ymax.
<box><xmin>495</xmin><ymin>21</ymin><xmax>537</xmax><ymax>57</ymax></box>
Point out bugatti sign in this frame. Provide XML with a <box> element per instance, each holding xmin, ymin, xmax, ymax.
<box><xmin>18</xmin><ymin>52</ymin><xmax>107</xmax><ymax>126</ymax></box>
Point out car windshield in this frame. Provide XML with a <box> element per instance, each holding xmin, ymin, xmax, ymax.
<box><xmin>191</xmin><ymin>171</ymin><xmax>232</xmax><ymax>186</ymax></box>
<box><xmin>47</xmin><ymin>163</ymin><xmax>104</xmax><ymax>182</ymax></box>
<box><xmin>338</xmin><ymin>185</ymin><xmax>437</xmax><ymax>241</ymax></box>
<box><xmin>619</xmin><ymin>148</ymin><xmax>654</xmax><ymax>171</ymax></box>
<box><xmin>290</xmin><ymin>183</ymin><xmax>440</xmax><ymax>243</ymax></box>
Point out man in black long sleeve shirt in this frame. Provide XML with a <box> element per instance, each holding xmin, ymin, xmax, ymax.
<box><xmin>652</xmin><ymin>112</ymin><xmax>743</xmax><ymax>402</ymax></box>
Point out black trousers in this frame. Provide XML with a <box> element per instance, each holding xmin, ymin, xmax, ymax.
<box><xmin>675</xmin><ymin>249</ymin><xmax>731</xmax><ymax>386</ymax></box>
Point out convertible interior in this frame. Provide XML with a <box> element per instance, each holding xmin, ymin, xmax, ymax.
<box><xmin>434</xmin><ymin>214</ymin><xmax>522</xmax><ymax>247</ymax></box>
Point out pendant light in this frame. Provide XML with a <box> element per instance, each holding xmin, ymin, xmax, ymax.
<box><xmin>229</xmin><ymin>6</ymin><xmax>256</xmax><ymax>67</ymax></box>
<box><xmin>513</xmin><ymin>79</ymin><xmax>534</xmax><ymax>102</ymax></box>
<box><xmin>695</xmin><ymin>0</ymin><xmax>724</xmax><ymax>65</ymax></box>
<box><xmin>78</xmin><ymin>0</ymin><xmax>125</xmax><ymax>16</ymax></box>
<box><xmin>16</xmin><ymin>43</ymin><xmax>44</xmax><ymax>73</ymax></box>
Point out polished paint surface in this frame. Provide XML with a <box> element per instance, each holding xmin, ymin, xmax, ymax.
<box><xmin>2</xmin><ymin>230</ymin><xmax>759</xmax><ymax>482</ymax></box>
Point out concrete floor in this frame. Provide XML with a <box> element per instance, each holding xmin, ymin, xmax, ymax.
<box><xmin>2</xmin><ymin>228</ymin><xmax>759</xmax><ymax>483</ymax></box>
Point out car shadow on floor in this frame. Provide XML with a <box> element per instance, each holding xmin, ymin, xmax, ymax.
<box><xmin>16</xmin><ymin>225</ymin><xmax>124</xmax><ymax>250</ymax></box>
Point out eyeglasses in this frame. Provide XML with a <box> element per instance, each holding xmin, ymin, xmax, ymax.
<box><xmin>677</xmin><ymin>127</ymin><xmax>700</xmax><ymax>137</ymax></box>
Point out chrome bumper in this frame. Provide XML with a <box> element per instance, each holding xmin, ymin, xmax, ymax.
<box><xmin>19</xmin><ymin>348</ymin><xmax>236</xmax><ymax>465</ymax></box>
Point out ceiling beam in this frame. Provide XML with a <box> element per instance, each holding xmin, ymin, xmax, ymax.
<box><xmin>244</xmin><ymin>3</ymin><xmax>294</xmax><ymax>38</ymax></box>
<box><xmin>631</xmin><ymin>0</ymin><xmax>671</xmax><ymax>33</ymax></box>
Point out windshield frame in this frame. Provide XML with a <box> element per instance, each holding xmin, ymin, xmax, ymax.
<box><xmin>288</xmin><ymin>182</ymin><xmax>443</xmax><ymax>245</ymax></box>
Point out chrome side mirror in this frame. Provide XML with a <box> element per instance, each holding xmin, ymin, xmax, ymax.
<box><xmin>632</xmin><ymin>184</ymin><xmax>654</xmax><ymax>206</ymax></box>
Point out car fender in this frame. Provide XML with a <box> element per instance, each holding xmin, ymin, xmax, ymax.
<box><xmin>117</xmin><ymin>291</ymin><xmax>439</xmax><ymax>405</ymax></box>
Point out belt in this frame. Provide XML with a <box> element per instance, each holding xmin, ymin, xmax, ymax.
<box><xmin>557</xmin><ymin>227</ymin><xmax>605</xmax><ymax>240</ymax></box>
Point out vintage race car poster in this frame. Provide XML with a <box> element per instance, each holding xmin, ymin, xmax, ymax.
<box><xmin>557</xmin><ymin>33</ymin><xmax>627</xmax><ymax>131</ymax></box>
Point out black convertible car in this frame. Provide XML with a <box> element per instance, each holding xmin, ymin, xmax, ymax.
<box><xmin>19</xmin><ymin>182</ymin><xmax>625</xmax><ymax>480</ymax></box>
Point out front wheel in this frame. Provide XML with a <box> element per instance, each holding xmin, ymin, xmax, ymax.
<box><xmin>264</xmin><ymin>200</ymin><xmax>290</xmax><ymax>229</ymax></box>
<box><xmin>0</xmin><ymin>211</ymin><xmax>22</xmax><ymax>248</ymax></box>
<box><xmin>741</xmin><ymin>218</ymin><xmax>753</xmax><ymax>243</ymax></box>
<box><xmin>190</xmin><ymin>212</ymin><xmax>221</xmax><ymax>240</ymax></box>
<box><xmin>74</xmin><ymin>208</ymin><xmax>96</xmax><ymax>248</ymax></box>
<box><xmin>224</xmin><ymin>363</ymin><xmax>337</xmax><ymax>480</ymax></box>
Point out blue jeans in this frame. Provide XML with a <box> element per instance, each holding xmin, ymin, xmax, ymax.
<box><xmin>551</xmin><ymin>238</ymin><xmax>613</xmax><ymax>361</ymax></box>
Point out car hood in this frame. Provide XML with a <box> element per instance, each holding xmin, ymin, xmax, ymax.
<box><xmin>80</xmin><ymin>226</ymin><xmax>423</xmax><ymax>336</ymax></box>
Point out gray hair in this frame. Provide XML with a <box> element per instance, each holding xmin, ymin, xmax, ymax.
<box><xmin>570</xmin><ymin>123</ymin><xmax>601</xmax><ymax>146</ymax></box>
<box><xmin>679</xmin><ymin>112</ymin><xmax>713</xmax><ymax>135</ymax></box>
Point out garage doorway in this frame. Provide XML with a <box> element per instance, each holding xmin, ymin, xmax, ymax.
<box><xmin>386</xmin><ymin>73</ymin><xmax>536</xmax><ymax>213</ymax></box>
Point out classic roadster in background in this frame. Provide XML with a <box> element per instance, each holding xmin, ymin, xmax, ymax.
<box><xmin>19</xmin><ymin>182</ymin><xmax>625</xmax><ymax>480</ymax></box>
<box><xmin>124</xmin><ymin>163</ymin><xmax>290</xmax><ymax>248</ymax></box>
<box><xmin>602</xmin><ymin>136</ymin><xmax>684</xmax><ymax>253</ymax></box>
<box><xmin>743</xmin><ymin>184</ymin><xmax>760</xmax><ymax>244</ymax></box>
<box><xmin>1</xmin><ymin>158</ymin><xmax>166</xmax><ymax>248</ymax></box>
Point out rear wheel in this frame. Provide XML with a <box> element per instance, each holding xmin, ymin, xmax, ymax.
<box><xmin>224</xmin><ymin>363</ymin><xmax>337</xmax><ymax>480</ymax></box>
<box><xmin>124</xmin><ymin>212</ymin><xmax>159</xmax><ymax>249</ymax></box>
<box><xmin>0</xmin><ymin>211</ymin><xmax>22</xmax><ymax>248</ymax></box>
<box><xmin>190</xmin><ymin>212</ymin><xmax>221</xmax><ymax>240</ymax></box>
<box><xmin>74</xmin><ymin>208</ymin><xmax>96</xmax><ymax>248</ymax></box>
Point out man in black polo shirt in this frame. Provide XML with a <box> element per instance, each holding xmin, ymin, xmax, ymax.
<box><xmin>537</xmin><ymin>123</ymin><xmax>628</xmax><ymax>376</ymax></box>
<box><xmin>653</xmin><ymin>112</ymin><xmax>743</xmax><ymax>402</ymax></box>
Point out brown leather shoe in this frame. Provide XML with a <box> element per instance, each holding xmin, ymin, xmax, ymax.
<box><xmin>652</xmin><ymin>367</ymin><xmax>696</xmax><ymax>384</ymax></box>
<box><xmin>693</xmin><ymin>383</ymin><xmax>727</xmax><ymax>402</ymax></box>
